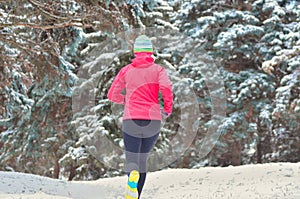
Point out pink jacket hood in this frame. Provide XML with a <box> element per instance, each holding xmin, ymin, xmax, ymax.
<box><xmin>132</xmin><ymin>53</ymin><xmax>154</xmax><ymax>67</ymax></box>
<box><xmin>107</xmin><ymin>53</ymin><xmax>173</xmax><ymax>121</ymax></box>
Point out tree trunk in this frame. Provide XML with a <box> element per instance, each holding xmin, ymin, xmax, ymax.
<box><xmin>53</xmin><ymin>156</ymin><xmax>60</xmax><ymax>179</ymax></box>
<box><xmin>257</xmin><ymin>137</ymin><xmax>262</xmax><ymax>163</ymax></box>
<box><xmin>232</xmin><ymin>140</ymin><xmax>241</xmax><ymax>166</ymax></box>
<box><xmin>69</xmin><ymin>164</ymin><xmax>76</xmax><ymax>181</ymax></box>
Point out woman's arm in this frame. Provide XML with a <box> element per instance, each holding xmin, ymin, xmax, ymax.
<box><xmin>107</xmin><ymin>68</ymin><xmax>126</xmax><ymax>104</ymax></box>
<box><xmin>159</xmin><ymin>67</ymin><xmax>173</xmax><ymax>115</ymax></box>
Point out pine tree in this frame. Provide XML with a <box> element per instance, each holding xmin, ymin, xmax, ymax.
<box><xmin>260</xmin><ymin>0</ymin><xmax>300</xmax><ymax>162</ymax></box>
<box><xmin>172</xmin><ymin>0</ymin><xmax>300</xmax><ymax>166</ymax></box>
<box><xmin>67</xmin><ymin>0</ymin><xmax>188</xmax><ymax>177</ymax></box>
<box><xmin>0</xmin><ymin>0</ymin><xmax>135</xmax><ymax>179</ymax></box>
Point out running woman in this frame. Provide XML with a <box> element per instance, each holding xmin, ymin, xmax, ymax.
<box><xmin>107</xmin><ymin>35</ymin><xmax>173</xmax><ymax>199</ymax></box>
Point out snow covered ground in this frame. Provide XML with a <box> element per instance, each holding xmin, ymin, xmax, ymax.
<box><xmin>0</xmin><ymin>162</ymin><xmax>299</xmax><ymax>199</ymax></box>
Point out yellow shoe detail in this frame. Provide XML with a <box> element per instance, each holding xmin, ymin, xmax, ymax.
<box><xmin>125</xmin><ymin>194</ymin><xmax>137</xmax><ymax>199</ymax></box>
<box><xmin>125</xmin><ymin>170</ymin><xmax>140</xmax><ymax>199</ymax></box>
<box><xmin>129</xmin><ymin>170</ymin><xmax>140</xmax><ymax>183</ymax></box>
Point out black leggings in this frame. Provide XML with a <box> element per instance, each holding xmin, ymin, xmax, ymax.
<box><xmin>122</xmin><ymin>120</ymin><xmax>160</xmax><ymax>197</ymax></box>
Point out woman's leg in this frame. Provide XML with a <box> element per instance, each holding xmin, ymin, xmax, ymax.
<box><xmin>137</xmin><ymin>133</ymin><xmax>160</xmax><ymax>196</ymax></box>
<box><xmin>122</xmin><ymin>131</ymin><xmax>142</xmax><ymax>173</ymax></box>
<box><xmin>123</xmin><ymin>131</ymin><xmax>159</xmax><ymax>196</ymax></box>
<box><xmin>123</xmin><ymin>120</ymin><xmax>160</xmax><ymax>198</ymax></box>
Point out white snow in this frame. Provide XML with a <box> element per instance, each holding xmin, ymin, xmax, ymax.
<box><xmin>0</xmin><ymin>129</ymin><xmax>16</xmax><ymax>137</ymax></box>
<box><xmin>154</xmin><ymin>6</ymin><xmax>173</xmax><ymax>12</ymax></box>
<box><xmin>146</xmin><ymin>11</ymin><xmax>164</xmax><ymax>18</ymax></box>
<box><xmin>155</xmin><ymin>18</ymin><xmax>179</xmax><ymax>31</ymax></box>
<box><xmin>0</xmin><ymin>162</ymin><xmax>299</xmax><ymax>199</ymax></box>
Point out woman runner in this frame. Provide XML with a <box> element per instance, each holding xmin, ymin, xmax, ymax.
<box><xmin>107</xmin><ymin>35</ymin><xmax>173</xmax><ymax>199</ymax></box>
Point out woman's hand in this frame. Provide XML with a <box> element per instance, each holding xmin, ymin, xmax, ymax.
<box><xmin>161</xmin><ymin>108</ymin><xmax>171</xmax><ymax>119</ymax></box>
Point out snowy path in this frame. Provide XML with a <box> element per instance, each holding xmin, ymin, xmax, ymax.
<box><xmin>0</xmin><ymin>162</ymin><xmax>299</xmax><ymax>199</ymax></box>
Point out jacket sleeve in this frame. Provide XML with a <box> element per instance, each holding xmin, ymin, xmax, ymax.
<box><xmin>159</xmin><ymin>67</ymin><xmax>173</xmax><ymax>114</ymax></box>
<box><xmin>107</xmin><ymin>67</ymin><xmax>126</xmax><ymax>104</ymax></box>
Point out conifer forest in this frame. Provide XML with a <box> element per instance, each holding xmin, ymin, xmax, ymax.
<box><xmin>0</xmin><ymin>0</ymin><xmax>299</xmax><ymax>180</ymax></box>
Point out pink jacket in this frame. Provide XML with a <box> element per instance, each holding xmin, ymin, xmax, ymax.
<box><xmin>107</xmin><ymin>54</ymin><xmax>173</xmax><ymax>121</ymax></box>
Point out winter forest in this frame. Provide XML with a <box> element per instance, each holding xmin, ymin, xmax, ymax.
<box><xmin>0</xmin><ymin>0</ymin><xmax>299</xmax><ymax>181</ymax></box>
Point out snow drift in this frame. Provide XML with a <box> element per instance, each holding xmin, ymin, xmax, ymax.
<box><xmin>0</xmin><ymin>162</ymin><xmax>299</xmax><ymax>199</ymax></box>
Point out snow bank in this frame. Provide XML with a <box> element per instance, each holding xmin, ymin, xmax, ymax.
<box><xmin>0</xmin><ymin>162</ymin><xmax>299</xmax><ymax>199</ymax></box>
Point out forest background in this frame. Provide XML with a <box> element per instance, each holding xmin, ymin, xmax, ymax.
<box><xmin>0</xmin><ymin>0</ymin><xmax>299</xmax><ymax>181</ymax></box>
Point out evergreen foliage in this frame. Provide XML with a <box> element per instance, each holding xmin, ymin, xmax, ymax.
<box><xmin>0</xmin><ymin>0</ymin><xmax>299</xmax><ymax>179</ymax></box>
